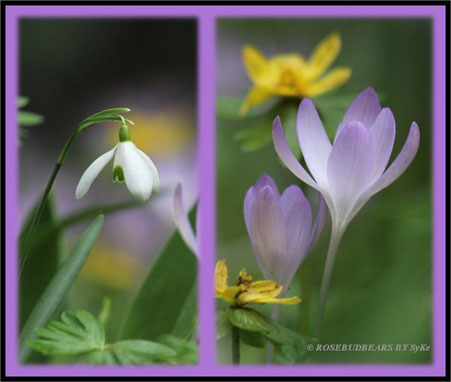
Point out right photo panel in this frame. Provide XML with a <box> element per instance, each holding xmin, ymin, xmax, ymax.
<box><xmin>215</xmin><ymin>18</ymin><xmax>431</xmax><ymax>365</ymax></box>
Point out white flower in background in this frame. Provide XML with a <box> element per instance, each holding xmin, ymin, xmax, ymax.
<box><xmin>76</xmin><ymin>123</ymin><xmax>160</xmax><ymax>202</ymax></box>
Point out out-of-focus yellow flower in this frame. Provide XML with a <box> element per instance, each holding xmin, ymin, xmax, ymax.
<box><xmin>215</xmin><ymin>259</ymin><xmax>300</xmax><ymax>307</ymax></box>
<box><xmin>106</xmin><ymin>110</ymin><xmax>194</xmax><ymax>157</ymax></box>
<box><xmin>241</xmin><ymin>33</ymin><xmax>351</xmax><ymax>115</ymax></box>
<box><xmin>80</xmin><ymin>243</ymin><xmax>143</xmax><ymax>290</ymax></box>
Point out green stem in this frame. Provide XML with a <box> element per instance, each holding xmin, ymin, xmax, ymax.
<box><xmin>231</xmin><ymin>325</ymin><xmax>240</xmax><ymax>365</ymax></box>
<box><xmin>265</xmin><ymin>305</ymin><xmax>281</xmax><ymax>364</ymax></box>
<box><xmin>314</xmin><ymin>225</ymin><xmax>344</xmax><ymax>338</ymax></box>
<box><xmin>19</xmin><ymin>130</ymin><xmax>79</xmax><ymax>277</ymax></box>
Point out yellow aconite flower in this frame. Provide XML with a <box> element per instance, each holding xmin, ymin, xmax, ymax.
<box><xmin>215</xmin><ymin>260</ymin><xmax>300</xmax><ymax>307</ymax></box>
<box><xmin>241</xmin><ymin>33</ymin><xmax>351</xmax><ymax>115</ymax></box>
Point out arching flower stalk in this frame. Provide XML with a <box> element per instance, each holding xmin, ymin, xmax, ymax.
<box><xmin>272</xmin><ymin>87</ymin><xmax>420</xmax><ymax>336</ymax></box>
<box><xmin>76</xmin><ymin>119</ymin><xmax>160</xmax><ymax>202</ymax></box>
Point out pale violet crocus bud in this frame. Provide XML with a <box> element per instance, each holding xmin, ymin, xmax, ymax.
<box><xmin>75</xmin><ymin>123</ymin><xmax>160</xmax><ymax>202</ymax></box>
<box><xmin>244</xmin><ymin>174</ymin><xmax>327</xmax><ymax>295</ymax></box>
<box><xmin>173</xmin><ymin>183</ymin><xmax>199</xmax><ymax>258</ymax></box>
<box><xmin>272</xmin><ymin>87</ymin><xmax>420</xmax><ymax>335</ymax></box>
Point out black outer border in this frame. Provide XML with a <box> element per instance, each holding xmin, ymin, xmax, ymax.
<box><xmin>1</xmin><ymin>1</ymin><xmax>449</xmax><ymax>380</ymax></box>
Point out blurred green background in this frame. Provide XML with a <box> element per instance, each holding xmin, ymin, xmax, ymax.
<box><xmin>216</xmin><ymin>19</ymin><xmax>431</xmax><ymax>364</ymax></box>
<box><xmin>19</xmin><ymin>19</ymin><xmax>197</xmax><ymax>351</ymax></box>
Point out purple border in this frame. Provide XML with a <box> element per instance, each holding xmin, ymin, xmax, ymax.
<box><xmin>4</xmin><ymin>5</ymin><xmax>447</xmax><ymax>378</ymax></box>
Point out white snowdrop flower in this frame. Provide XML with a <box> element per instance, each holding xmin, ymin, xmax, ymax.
<box><xmin>75</xmin><ymin>123</ymin><xmax>159</xmax><ymax>202</ymax></box>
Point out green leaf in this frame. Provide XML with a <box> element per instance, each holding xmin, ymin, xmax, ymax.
<box><xmin>18</xmin><ymin>96</ymin><xmax>30</xmax><ymax>108</ymax></box>
<box><xmin>229</xmin><ymin>308</ymin><xmax>276</xmax><ymax>332</ymax></box>
<box><xmin>171</xmin><ymin>282</ymin><xmax>197</xmax><ymax>339</ymax></box>
<box><xmin>18</xmin><ymin>111</ymin><xmax>44</xmax><ymax>126</ymax></box>
<box><xmin>121</xmin><ymin>207</ymin><xmax>197</xmax><ymax>341</ymax></box>
<box><xmin>234</xmin><ymin>119</ymin><xmax>273</xmax><ymax>152</ymax></box>
<box><xmin>240</xmin><ymin>329</ymin><xmax>265</xmax><ymax>348</ymax></box>
<box><xmin>112</xmin><ymin>340</ymin><xmax>176</xmax><ymax>365</ymax></box>
<box><xmin>217</xmin><ymin>96</ymin><xmax>281</xmax><ymax>121</ymax></box>
<box><xmin>19</xmin><ymin>193</ymin><xmax>61</xmax><ymax>330</ymax></box>
<box><xmin>98</xmin><ymin>297</ymin><xmax>112</xmax><ymax>327</ymax></box>
<box><xmin>19</xmin><ymin>215</ymin><xmax>104</xmax><ymax>363</ymax></box>
<box><xmin>157</xmin><ymin>335</ymin><xmax>198</xmax><ymax>364</ymax></box>
<box><xmin>216</xmin><ymin>309</ymin><xmax>232</xmax><ymax>340</ymax></box>
<box><xmin>85</xmin><ymin>349</ymin><xmax>117</xmax><ymax>365</ymax></box>
<box><xmin>26</xmin><ymin>310</ymin><xmax>105</xmax><ymax>357</ymax></box>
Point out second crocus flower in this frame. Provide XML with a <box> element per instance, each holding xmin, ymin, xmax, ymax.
<box><xmin>244</xmin><ymin>174</ymin><xmax>327</xmax><ymax>295</ymax></box>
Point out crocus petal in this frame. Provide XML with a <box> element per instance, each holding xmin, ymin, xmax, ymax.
<box><xmin>243</xmin><ymin>186</ymin><xmax>256</xmax><ymax>235</ymax></box>
<box><xmin>254</xmin><ymin>173</ymin><xmax>280</xmax><ymax>197</ymax></box>
<box><xmin>307</xmin><ymin>33</ymin><xmax>342</xmax><ymax>80</ymax></box>
<box><xmin>173</xmin><ymin>183</ymin><xmax>198</xmax><ymax>256</ymax></box>
<box><xmin>115</xmin><ymin>142</ymin><xmax>153</xmax><ymax>202</ymax></box>
<box><xmin>279</xmin><ymin>185</ymin><xmax>312</xmax><ymax>289</ymax></box>
<box><xmin>368</xmin><ymin>108</ymin><xmax>396</xmax><ymax>182</ymax></box>
<box><xmin>303</xmin><ymin>67</ymin><xmax>351</xmax><ymax>98</ymax></box>
<box><xmin>327</xmin><ymin>121</ymin><xmax>374</xmax><ymax>225</ymax></box>
<box><xmin>249</xmin><ymin>185</ymin><xmax>286</xmax><ymax>281</ymax></box>
<box><xmin>272</xmin><ymin>116</ymin><xmax>319</xmax><ymax>191</ymax></box>
<box><xmin>307</xmin><ymin>193</ymin><xmax>328</xmax><ymax>252</ymax></box>
<box><xmin>136</xmin><ymin>147</ymin><xmax>160</xmax><ymax>192</ymax></box>
<box><xmin>337</xmin><ymin>87</ymin><xmax>381</xmax><ymax>139</ymax></box>
<box><xmin>75</xmin><ymin>145</ymin><xmax>117</xmax><ymax>199</ymax></box>
<box><xmin>297</xmin><ymin>98</ymin><xmax>332</xmax><ymax>187</ymax></box>
<box><xmin>240</xmin><ymin>86</ymin><xmax>273</xmax><ymax>115</ymax></box>
<box><xmin>366</xmin><ymin>122</ymin><xmax>420</xmax><ymax>197</ymax></box>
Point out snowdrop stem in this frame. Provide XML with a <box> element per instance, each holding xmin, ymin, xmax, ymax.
<box><xmin>314</xmin><ymin>225</ymin><xmax>344</xmax><ymax>338</ymax></box>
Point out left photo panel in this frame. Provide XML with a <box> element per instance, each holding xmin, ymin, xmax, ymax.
<box><xmin>18</xmin><ymin>18</ymin><xmax>198</xmax><ymax>365</ymax></box>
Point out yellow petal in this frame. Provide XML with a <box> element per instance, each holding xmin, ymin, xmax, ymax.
<box><xmin>240</xmin><ymin>86</ymin><xmax>273</xmax><ymax>115</ymax></box>
<box><xmin>307</xmin><ymin>33</ymin><xmax>342</xmax><ymax>80</ymax></box>
<box><xmin>215</xmin><ymin>259</ymin><xmax>229</xmax><ymax>294</ymax></box>
<box><xmin>218</xmin><ymin>286</ymin><xmax>242</xmax><ymax>304</ymax></box>
<box><xmin>248</xmin><ymin>281</ymin><xmax>281</xmax><ymax>296</ymax></box>
<box><xmin>303</xmin><ymin>67</ymin><xmax>351</xmax><ymax>98</ymax></box>
<box><xmin>243</xmin><ymin>45</ymin><xmax>270</xmax><ymax>84</ymax></box>
<box><xmin>270</xmin><ymin>53</ymin><xmax>305</xmax><ymax>69</ymax></box>
<box><xmin>257</xmin><ymin>296</ymin><xmax>301</xmax><ymax>305</ymax></box>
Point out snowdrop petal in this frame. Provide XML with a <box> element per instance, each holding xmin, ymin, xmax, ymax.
<box><xmin>327</xmin><ymin>121</ymin><xmax>374</xmax><ymax>224</ymax></box>
<box><xmin>135</xmin><ymin>146</ymin><xmax>160</xmax><ymax>192</ymax></box>
<box><xmin>366</xmin><ymin>122</ymin><xmax>420</xmax><ymax>197</ymax></box>
<box><xmin>368</xmin><ymin>108</ymin><xmax>396</xmax><ymax>182</ymax></box>
<box><xmin>173</xmin><ymin>183</ymin><xmax>198</xmax><ymax>256</ymax></box>
<box><xmin>75</xmin><ymin>145</ymin><xmax>117</xmax><ymax>199</ymax></box>
<box><xmin>272</xmin><ymin>116</ymin><xmax>320</xmax><ymax>191</ymax></box>
<box><xmin>116</xmin><ymin>142</ymin><xmax>153</xmax><ymax>202</ymax></box>
<box><xmin>297</xmin><ymin>98</ymin><xmax>332</xmax><ymax>187</ymax></box>
<box><xmin>250</xmin><ymin>186</ymin><xmax>286</xmax><ymax>281</ymax></box>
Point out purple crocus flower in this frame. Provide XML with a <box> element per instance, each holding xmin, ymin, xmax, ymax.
<box><xmin>244</xmin><ymin>174</ymin><xmax>328</xmax><ymax>295</ymax></box>
<box><xmin>272</xmin><ymin>87</ymin><xmax>420</xmax><ymax>334</ymax></box>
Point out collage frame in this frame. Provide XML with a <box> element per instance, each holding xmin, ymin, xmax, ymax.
<box><xmin>2</xmin><ymin>2</ymin><xmax>449</xmax><ymax>380</ymax></box>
